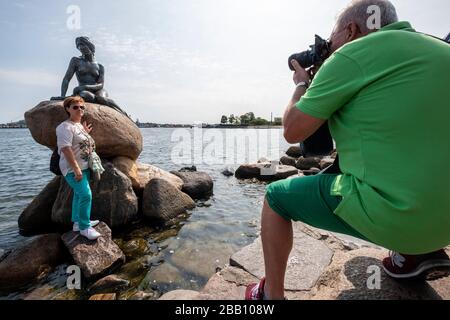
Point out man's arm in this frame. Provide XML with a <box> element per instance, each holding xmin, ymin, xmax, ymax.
<box><xmin>283</xmin><ymin>60</ymin><xmax>326</xmax><ymax>144</ymax></box>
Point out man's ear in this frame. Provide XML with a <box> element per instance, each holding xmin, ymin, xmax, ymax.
<box><xmin>346</xmin><ymin>22</ymin><xmax>363</xmax><ymax>41</ymax></box>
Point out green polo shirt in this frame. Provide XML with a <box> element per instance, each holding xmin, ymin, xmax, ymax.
<box><xmin>296</xmin><ymin>21</ymin><xmax>450</xmax><ymax>254</ymax></box>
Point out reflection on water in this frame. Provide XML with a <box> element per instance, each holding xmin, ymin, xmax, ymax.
<box><xmin>0</xmin><ymin>128</ymin><xmax>291</xmax><ymax>299</ymax></box>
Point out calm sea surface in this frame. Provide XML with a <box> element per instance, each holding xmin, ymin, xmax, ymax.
<box><xmin>0</xmin><ymin>128</ymin><xmax>291</xmax><ymax>299</ymax></box>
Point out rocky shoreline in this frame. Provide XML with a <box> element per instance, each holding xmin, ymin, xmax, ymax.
<box><xmin>1</xmin><ymin>102</ymin><xmax>448</xmax><ymax>300</ymax></box>
<box><xmin>0</xmin><ymin>100</ymin><xmax>214</xmax><ymax>299</ymax></box>
<box><xmin>159</xmin><ymin>222</ymin><xmax>450</xmax><ymax>300</ymax></box>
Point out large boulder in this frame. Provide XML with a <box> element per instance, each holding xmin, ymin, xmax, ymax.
<box><xmin>24</xmin><ymin>100</ymin><xmax>142</xmax><ymax>160</ymax></box>
<box><xmin>170</xmin><ymin>170</ymin><xmax>214</xmax><ymax>200</ymax></box>
<box><xmin>113</xmin><ymin>158</ymin><xmax>183</xmax><ymax>196</ymax></box>
<box><xmin>142</xmin><ymin>178</ymin><xmax>195</xmax><ymax>223</ymax></box>
<box><xmin>235</xmin><ymin>163</ymin><xmax>299</xmax><ymax>181</ymax></box>
<box><xmin>61</xmin><ymin>222</ymin><xmax>125</xmax><ymax>279</ymax></box>
<box><xmin>52</xmin><ymin>162</ymin><xmax>138</xmax><ymax>230</ymax></box>
<box><xmin>0</xmin><ymin>234</ymin><xmax>67</xmax><ymax>293</ymax></box>
<box><xmin>18</xmin><ymin>177</ymin><xmax>62</xmax><ymax>236</ymax></box>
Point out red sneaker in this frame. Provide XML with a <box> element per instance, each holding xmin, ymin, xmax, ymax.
<box><xmin>382</xmin><ymin>249</ymin><xmax>450</xmax><ymax>280</ymax></box>
<box><xmin>245</xmin><ymin>277</ymin><xmax>266</xmax><ymax>300</ymax></box>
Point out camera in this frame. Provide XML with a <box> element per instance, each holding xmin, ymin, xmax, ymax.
<box><xmin>288</xmin><ymin>35</ymin><xmax>338</xmax><ymax>172</ymax></box>
<box><xmin>288</xmin><ymin>35</ymin><xmax>331</xmax><ymax>70</ymax></box>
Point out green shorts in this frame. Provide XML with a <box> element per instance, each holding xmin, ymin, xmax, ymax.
<box><xmin>266</xmin><ymin>174</ymin><xmax>370</xmax><ymax>242</ymax></box>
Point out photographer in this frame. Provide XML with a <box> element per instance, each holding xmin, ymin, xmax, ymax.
<box><xmin>246</xmin><ymin>0</ymin><xmax>450</xmax><ymax>300</ymax></box>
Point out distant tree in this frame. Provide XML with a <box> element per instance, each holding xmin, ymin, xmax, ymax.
<box><xmin>221</xmin><ymin>115</ymin><xmax>228</xmax><ymax>124</ymax></box>
<box><xmin>229</xmin><ymin>114</ymin><xmax>236</xmax><ymax>124</ymax></box>
<box><xmin>247</xmin><ymin>112</ymin><xmax>255</xmax><ymax>122</ymax></box>
<box><xmin>240</xmin><ymin>114</ymin><xmax>250</xmax><ymax>125</ymax></box>
<box><xmin>251</xmin><ymin>117</ymin><xmax>269</xmax><ymax>126</ymax></box>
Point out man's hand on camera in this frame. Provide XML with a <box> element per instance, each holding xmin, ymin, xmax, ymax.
<box><xmin>291</xmin><ymin>60</ymin><xmax>311</xmax><ymax>85</ymax></box>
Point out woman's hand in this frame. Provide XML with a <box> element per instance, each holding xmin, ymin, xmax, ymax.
<box><xmin>82</xmin><ymin>121</ymin><xmax>93</xmax><ymax>134</ymax></box>
<box><xmin>74</xmin><ymin>167</ymin><xmax>83</xmax><ymax>182</ymax></box>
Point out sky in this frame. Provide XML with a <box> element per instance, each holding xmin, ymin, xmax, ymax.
<box><xmin>0</xmin><ymin>0</ymin><xmax>448</xmax><ymax>124</ymax></box>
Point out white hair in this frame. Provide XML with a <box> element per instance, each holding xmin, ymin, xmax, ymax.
<box><xmin>336</xmin><ymin>0</ymin><xmax>399</xmax><ymax>33</ymax></box>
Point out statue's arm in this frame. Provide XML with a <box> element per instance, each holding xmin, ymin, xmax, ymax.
<box><xmin>61</xmin><ymin>57</ymin><xmax>77</xmax><ymax>97</ymax></box>
<box><xmin>81</xmin><ymin>64</ymin><xmax>105</xmax><ymax>92</ymax></box>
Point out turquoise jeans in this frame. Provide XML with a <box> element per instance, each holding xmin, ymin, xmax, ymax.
<box><xmin>64</xmin><ymin>169</ymin><xmax>92</xmax><ymax>231</ymax></box>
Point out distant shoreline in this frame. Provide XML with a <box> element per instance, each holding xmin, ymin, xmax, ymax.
<box><xmin>0</xmin><ymin>124</ymin><xmax>283</xmax><ymax>130</ymax></box>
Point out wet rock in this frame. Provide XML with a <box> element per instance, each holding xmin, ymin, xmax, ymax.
<box><xmin>52</xmin><ymin>161</ymin><xmax>138</xmax><ymax>230</ymax></box>
<box><xmin>142</xmin><ymin>178</ymin><xmax>195</xmax><ymax>223</ymax></box>
<box><xmin>280</xmin><ymin>156</ymin><xmax>297</xmax><ymax>167</ymax></box>
<box><xmin>23</xmin><ymin>284</ymin><xmax>56</xmax><ymax>300</ymax></box>
<box><xmin>221</xmin><ymin>167</ymin><xmax>234</xmax><ymax>177</ymax></box>
<box><xmin>311</xmin><ymin>247</ymin><xmax>450</xmax><ymax>300</ymax></box>
<box><xmin>25</xmin><ymin>100</ymin><xmax>142</xmax><ymax>160</ymax></box>
<box><xmin>286</xmin><ymin>146</ymin><xmax>303</xmax><ymax>158</ymax></box>
<box><xmin>170</xmin><ymin>171</ymin><xmax>214</xmax><ymax>200</ymax></box>
<box><xmin>295</xmin><ymin>157</ymin><xmax>322</xmax><ymax>170</ymax></box>
<box><xmin>61</xmin><ymin>222</ymin><xmax>125</xmax><ymax>279</ymax></box>
<box><xmin>89</xmin><ymin>293</ymin><xmax>116</xmax><ymax>300</ymax></box>
<box><xmin>180</xmin><ymin>166</ymin><xmax>197</xmax><ymax>172</ymax></box>
<box><xmin>235</xmin><ymin>163</ymin><xmax>299</xmax><ymax>182</ymax></box>
<box><xmin>0</xmin><ymin>234</ymin><xmax>67</xmax><ymax>293</ymax></box>
<box><xmin>230</xmin><ymin>224</ymin><xmax>333</xmax><ymax>291</ymax></box>
<box><xmin>128</xmin><ymin>290</ymin><xmax>155</xmax><ymax>300</ymax></box>
<box><xmin>122</xmin><ymin>238</ymin><xmax>150</xmax><ymax>260</ymax></box>
<box><xmin>89</xmin><ymin>275</ymin><xmax>130</xmax><ymax>294</ymax></box>
<box><xmin>18</xmin><ymin>176</ymin><xmax>61</xmax><ymax>236</ymax></box>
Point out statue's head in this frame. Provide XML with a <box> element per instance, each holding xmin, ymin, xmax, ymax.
<box><xmin>76</xmin><ymin>36</ymin><xmax>95</xmax><ymax>56</ymax></box>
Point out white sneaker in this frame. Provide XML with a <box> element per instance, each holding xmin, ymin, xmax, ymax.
<box><xmin>73</xmin><ymin>220</ymin><xmax>100</xmax><ymax>232</ymax></box>
<box><xmin>79</xmin><ymin>227</ymin><xmax>101</xmax><ymax>240</ymax></box>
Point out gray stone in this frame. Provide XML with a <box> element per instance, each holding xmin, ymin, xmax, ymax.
<box><xmin>52</xmin><ymin>161</ymin><xmax>138</xmax><ymax>230</ymax></box>
<box><xmin>170</xmin><ymin>171</ymin><xmax>214</xmax><ymax>200</ymax></box>
<box><xmin>286</xmin><ymin>146</ymin><xmax>303</xmax><ymax>158</ymax></box>
<box><xmin>295</xmin><ymin>157</ymin><xmax>322</xmax><ymax>170</ymax></box>
<box><xmin>18</xmin><ymin>177</ymin><xmax>61</xmax><ymax>236</ymax></box>
<box><xmin>0</xmin><ymin>234</ymin><xmax>67</xmax><ymax>293</ymax></box>
<box><xmin>25</xmin><ymin>100</ymin><xmax>143</xmax><ymax>160</ymax></box>
<box><xmin>280</xmin><ymin>156</ymin><xmax>297</xmax><ymax>167</ymax></box>
<box><xmin>89</xmin><ymin>275</ymin><xmax>130</xmax><ymax>294</ymax></box>
<box><xmin>142</xmin><ymin>178</ymin><xmax>195</xmax><ymax>222</ymax></box>
<box><xmin>235</xmin><ymin>163</ymin><xmax>299</xmax><ymax>182</ymax></box>
<box><xmin>133</xmin><ymin>162</ymin><xmax>184</xmax><ymax>196</ymax></box>
<box><xmin>61</xmin><ymin>222</ymin><xmax>125</xmax><ymax>279</ymax></box>
<box><xmin>159</xmin><ymin>290</ymin><xmax>202</xmax><ymax>300</ymax></box>
<box><xmin>311</xmin><ymin>247</ymin><xmax>450</xmax><ymax>300</ymax></box>
<box><xmin>230</xmin><ymin>224</ymin><xmax>333</xmax><ymax>291</ymax></box>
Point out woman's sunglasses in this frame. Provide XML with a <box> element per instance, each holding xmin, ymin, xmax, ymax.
<box><xmin>71</xmin><ymin>105</ymin><xmax>86</xmax><ymax>110</ymax></box>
